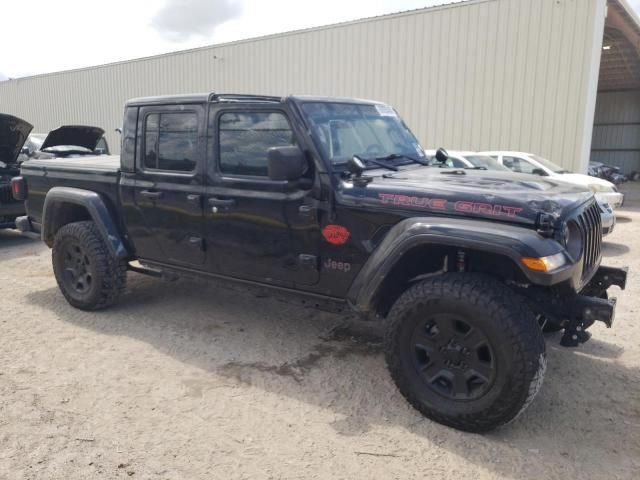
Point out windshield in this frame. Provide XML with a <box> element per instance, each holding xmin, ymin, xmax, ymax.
<box><xmin>530</xmin><ymin>154</ymin><xmax>569</xmax><ymax>174</ymax></box>
<box><xmin>300</xmin><ymin>102</ymin><xmax>426</xmax><ymax>166</ymax></box>
<box><xmin>463</xmin><ymin>155</ymin><xmax>510</xmax><ymax>171</ymax></box>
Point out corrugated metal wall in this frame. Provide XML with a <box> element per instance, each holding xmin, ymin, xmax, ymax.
<box><xmin>0</xmin><ymin>0</ymin><xmax>606</xmax><ymax>172</ymax></box>
<box><xmin>591</xmin><ymin>90</ymin><xmax>640</xmax><ymax>173</ymax></box>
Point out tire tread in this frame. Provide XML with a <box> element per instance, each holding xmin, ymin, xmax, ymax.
<box><xmin>384</xmin><ymin>273</ymin><xmax>546</xmax><ymax>432</ymax></box>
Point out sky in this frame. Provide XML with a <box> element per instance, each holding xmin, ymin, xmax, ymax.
<box><xmin>0</xmin><ymin>0</ymin><xmax>639</xmax><ymax>81</ymax></box>
<box><xmin>0</xmin><ymin>0</ymin><xmax>458</xmax><ymax>80</ymax></box>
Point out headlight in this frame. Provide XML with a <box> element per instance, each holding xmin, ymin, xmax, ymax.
<box><xmin>564</xmin><ymin>221</ymin><xmax>583</xmax><ymax>260</ymax></box>
<box><xmin>521</xmin><ymin>252</ymin><xmax>567</xmax><ymax>272</ymax></box>
<box><xmin>588</xmin><ymin>183</ymin><xmax>614</xmax><ymax>193</ymax></box>
<box><xmin>561</xmin><ymin>223</ymin><xmax>571</xmax><ymax>246</ymax></box>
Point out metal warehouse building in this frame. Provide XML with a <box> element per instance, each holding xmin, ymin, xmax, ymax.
<box><xmin>1</xmin><ymin>0</ymin><xmax>639</xmax><ymax>173</ymax></box>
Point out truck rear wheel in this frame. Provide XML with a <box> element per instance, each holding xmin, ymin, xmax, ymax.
<box><xmin>384</xmin><ymin>273</ymin><xmax>546</xmax><ymax>432</ymax></box>
<box><xmin>52</xmin><ymin>221</ymin><xmax>127</xmax><ymax>310</ymax></box>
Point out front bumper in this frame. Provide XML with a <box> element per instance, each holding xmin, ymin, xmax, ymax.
<box><xmin>599</xmin><ymin>205</ymin><xmax>616</xmax><ymax>236</ymax></box>
<box><xmin>565</xmin><ymin>265</ymin><xmax>627</xmax><ymax>345</ymax></box>
<box><xmin>596</xmin><ymin>191</ymin><xmax>624</xmax><ymax>209</ymax></box>
<box><xmin>523</xmin><ymin>265</ymin><xmax>628</xmax><ymax>346</ymax></box>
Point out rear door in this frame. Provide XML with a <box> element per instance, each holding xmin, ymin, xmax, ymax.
<box><xmin>131</xmin><ymin>104</ymin><xmax>207</xmax><ymax>266</ymax></box>
<box><xmin>203</xmin><ymin>105</ymin><xmax>320</xmax><ymax>287</ymax></box>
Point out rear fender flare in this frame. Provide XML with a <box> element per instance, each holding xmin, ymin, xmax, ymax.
<box><xmin>42</xmin><ymin>187</ymin><xmax>129</xmax><ymax>259</ymax></box>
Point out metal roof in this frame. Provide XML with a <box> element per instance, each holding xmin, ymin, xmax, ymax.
<box><xmin>599</xmin><ymin>0</ymin><xmax>640</xmax><ymax>91</ymax></box>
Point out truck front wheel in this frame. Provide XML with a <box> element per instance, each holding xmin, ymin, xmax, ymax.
<box><xmin>52</xmin><ymin>221</ymin><xmax>127</xmax><ymax>310</ymax></box>
<box><xmin>384</xmin><ymin>273</ymin><xmax>546</xmax><ymax>432</ymax></box>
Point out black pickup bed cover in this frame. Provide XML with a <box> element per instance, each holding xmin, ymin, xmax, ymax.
<box><xmin>22</xmin><ymin>155</ymin><xmax>120</xmax><ymax>173</ymax></box>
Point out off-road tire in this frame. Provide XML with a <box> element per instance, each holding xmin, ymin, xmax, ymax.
<box><xmin>52</xmin><ymin>221</ymin><xmax>127</xmax><ymax>310</ymax></box>
<box><xmin>384</xmin><ymin>273</ymin><xmax>546</xmax><ymax>433</ymax></box>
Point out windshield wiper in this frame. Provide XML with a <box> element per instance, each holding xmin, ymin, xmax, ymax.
<box><xmin>375</xmin><ymin>153</ymin><xmax>431</xmax><ymax>166</ymax></box>
<box><xmin>359</xmin><ymin>157</ymin><xmax>399</xmax><ymax>171</ymax></box>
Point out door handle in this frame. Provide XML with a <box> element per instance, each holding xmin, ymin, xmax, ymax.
<box><xmin>140</xmin><ymin>190</ymin><xmax>164</xmax><ymax>200</ymax></box>
<box><xmin>187</xmin><ymin>194</ymin><xmax>202</xmax><ymax>207</ymax></box>
<box><xmin>208</xmin><ymin>197</ymin><xmax>236</xmax><ymax>207</ymax></box>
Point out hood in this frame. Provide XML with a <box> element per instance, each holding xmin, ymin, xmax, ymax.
<box><xmin>339</xmin><ymin>167</ymin><xmax>594</xmax><ymax>226</ymax></box>
<box><xmin>560</xmin><ymin>173</ymin><xmax>615</xmax><ymax>189</ymax></box>
<box><xmin>41</xmin><ymin>125</ymin><xmax>105</xmax><ymax>151</ymax></box>
<box><xmin>0</xmin><ymin>114</ymin><xmax>33</xmax><ymax>165</ymax></box>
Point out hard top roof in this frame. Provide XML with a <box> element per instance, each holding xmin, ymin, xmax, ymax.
<box><xmin>125</xmin><ymin>92</ymin><xmax>387</xmax><ymax>107</ymax></box>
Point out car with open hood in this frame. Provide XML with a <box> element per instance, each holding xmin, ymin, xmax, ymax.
<box><xmin>0</xmin><ymin>113</ymin><xmax>33</xmax><ymax>229</ymax></box>
<box><xmin>12</xmin><ymin>93</ymin><xmax>628</xmax><ymax>433</ymax></box>
<box><xmin>18</xmin><ymin>125</ymin><xmax>109</xmax><ymax>161</ymax></box>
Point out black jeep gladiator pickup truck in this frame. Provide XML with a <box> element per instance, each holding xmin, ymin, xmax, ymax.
<box><xmin>13</xmin><ymin>93</ymin><xmax>628</xmax><ymax>432</ymax></box>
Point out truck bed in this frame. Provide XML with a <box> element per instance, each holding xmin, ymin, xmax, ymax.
<box><xmin>20</xmin><ymin>154</ymin><xmax>122</xmax><ymax>226</ymax></box>
<box><xmin>22</xmin><ymin>154</ymin><xmax>120</xmax><ymax>175</ymax></box>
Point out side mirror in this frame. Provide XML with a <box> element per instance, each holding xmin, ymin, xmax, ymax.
<box><xmin>267</xmin><ymin>146</ymin><xmax>306</xmax><ymax>181</ymax></box>
<box><xmin>20</xmin><ymin>146</ymin><xmax>30</xmax><ymax>155</ymax></box>
<box><xmin>532</xmin><ymin>168</ymin><xmax>548</xmax><ymax>176</ymax></box>
<box><xmin>435</xmin><ymin>147</ymin><xmax>449</xmax><ymax>164</ymax></box>
<box><xmin>347</xmin><ymin>155</ymin><xmax>366</xmax><ymax>177</ymax></box>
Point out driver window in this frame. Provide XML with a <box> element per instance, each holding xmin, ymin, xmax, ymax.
<box><xmin>218</xmin><ymin>111</ymin><xmax>295</xmax><ymax>177</ymax></box>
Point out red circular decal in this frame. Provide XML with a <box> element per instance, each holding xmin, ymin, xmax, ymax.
<box><xmin>322</xmin><ymin>225</ymin><xmax>351</xmax><ymax>245</ymax></box>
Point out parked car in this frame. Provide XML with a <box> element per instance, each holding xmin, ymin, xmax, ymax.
<box><xmin>0</xmin><ymin>113</ymin><xmax>32</xmax><ymax>229</ymax></box>
<box><xmin>426</xmin><ymin>150</ymin><xmax>616</xmax><ymax>235</ymax></box>
<box><xmin>423</xmin><ymin>150</ymin><xmax>511</xmax><ymax>171</ymax></box>
<box><xmin>13</xmin><ymin>93</ymin><xmax>627</xmax><ymax>432</ymax></box>
<box><xmin>481</xmin><ymin>151</ymin><xmax>624</xmax><ymax>208</ymax></box>
<box><xmin>18</xmin><ymin>126</ymin><xmax>110</xmax><ymax>161</ymax></box>
<box><xmin>588</xmin><ymin>162</ymin><xmax>627</xmax><ymax>185</ymax></box>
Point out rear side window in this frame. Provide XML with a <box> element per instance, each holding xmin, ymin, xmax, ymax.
<box><xmin>144</xmin><ymin>112</ymin><xmax>198</xmax><ymax>172</ymax></box>
<box><xmin>503</xmin><ymin>156</ymin><xmax>536</xmax><ymax>174</ymax></box>
<box><xmin>218</xmin><ymin>112</ymin><xmax>295</xmax><ymax>177</ymax></box>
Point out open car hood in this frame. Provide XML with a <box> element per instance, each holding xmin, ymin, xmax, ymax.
<box><xmin>0</xmin><ymin>114</ymin><xmax>33</xmax><ymax>164</ymax></box>
<box><xmin>41</xmin><ymin>125</ymin><xmax>105</xmax><ymax>151</ymax></box>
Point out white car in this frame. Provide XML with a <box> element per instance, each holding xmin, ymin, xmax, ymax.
<box><xmin>425</xmin><ymin>149</ymin><xmax>615</xmax><ymax>235</ymax></box>
<box><xmin>423</xmin><ymin>150</ymin><xmax>511</xmax><ymax>171</ymax></box>
<box><xmin>480</xmin><ymin>151</ymin><xmax>624</xmax><ymax>209</ymax></box>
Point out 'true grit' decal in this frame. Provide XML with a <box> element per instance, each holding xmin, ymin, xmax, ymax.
<box><xmin>378</xmin><ymin>194</ymin><xmax>523</xmax><ymax>218</ymax></box>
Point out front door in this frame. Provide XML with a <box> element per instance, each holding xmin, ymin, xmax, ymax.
<box><xmin>204</xmin><ymin>106</ymin><xmax>320</xmax><ymax>287</ymax></box>
<box><xmin>132</xmin><ymin>105</ymin><xmax>206</xmax><ymax>267</ymax></box>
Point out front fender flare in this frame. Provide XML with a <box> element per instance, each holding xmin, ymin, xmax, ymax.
<box><xmin>347</xmin><ymin>217</ymin><xmax>575</xmax><ymax>314</ymax></box>
<box><xmin>42</xmin><ymin>187</ymin><xmax>129</xmax><ymax>259</ymax></box>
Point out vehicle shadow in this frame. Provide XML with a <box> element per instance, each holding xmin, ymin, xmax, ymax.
<box><xmin>0</xmin><ymin>229</ymin><xmax>36</xmax><ymax>249</ymax></box>
<box><xmin>615</xmin><ymin>215</ymin><xmax>632</xmax><ymax>224</ymax></box>
<box><xmin>26</xmin><ymin>275</ymin><xmax>640</xmax><ymax>479</ymax></box>
<box><xmin>602</xmin><ymin>241</ymin><xmax>631</xmax><ymax>257</ymax></box>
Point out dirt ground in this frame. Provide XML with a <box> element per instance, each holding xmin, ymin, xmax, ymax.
<box><xmin>1</xmin><ymin>185</ymin><xmax>639</xmax><ymax>480</ymax></box>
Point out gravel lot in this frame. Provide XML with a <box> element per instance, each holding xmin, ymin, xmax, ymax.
<box><xmin>1</xmin><ymin>185</ymin><xmax>639</xmax><ymax>480</ymax></box>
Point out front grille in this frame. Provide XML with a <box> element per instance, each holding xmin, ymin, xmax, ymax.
<box><xmin>0</xmin><ymin>184</ymin><xmax>16</xmax><ymax>204</ymax></box>
<box><xmin>577</xmin><ymin>201</ymin><xmax>602</xmax><ymax>278</ymax></box>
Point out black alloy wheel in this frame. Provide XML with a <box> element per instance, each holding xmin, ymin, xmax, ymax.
<box><xmin>411</xmin><ymin>313</ymin><xmax>496</xmax><ymax>401</ymax></box>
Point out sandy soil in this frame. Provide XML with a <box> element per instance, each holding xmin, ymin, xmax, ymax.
<box><xmin>1</xmin><ymin>185</ymin><xmax>639</xmax><ymax>480</ymax></box>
